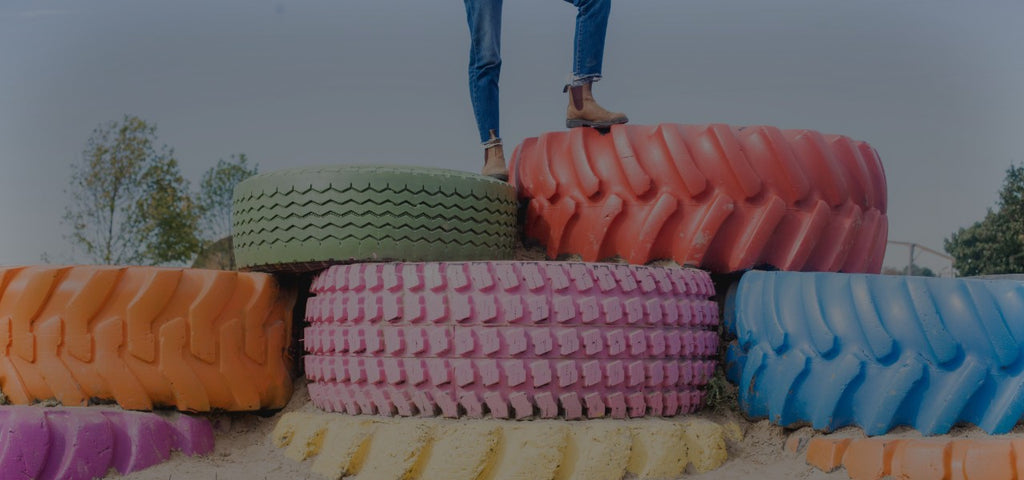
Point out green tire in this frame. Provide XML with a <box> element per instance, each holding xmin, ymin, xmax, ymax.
<box><xmin>232</xmin><ymin>165</ymin><xmax>519</xmax><ymax>272</ymax></box>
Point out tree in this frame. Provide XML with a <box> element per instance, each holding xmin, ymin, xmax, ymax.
<box><xmin>945</xmin><ymin>164</ymin><xmax>1024</xmax><ymax>276</ymax></box>
<box><xmin>63</xmin><ymin>115</ymin><xmax>201</xmax><ymax>265</ymax></box>
<box><xmin>196</xmin><ymin>154</ymin><xmax>258</xmax><ymax>242</ymax></box>
<box><xmin>881</xmin><ymin>265</ymin><xmax>937</xmax><ymax>277</ymax></box>
<box><xmin>189</xmin><ymin>154</ymin><xmax>258</xmax><ymax>270</ymax></box>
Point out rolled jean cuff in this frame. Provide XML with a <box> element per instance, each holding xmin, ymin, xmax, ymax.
<box><xmin>568</xmin><ymin>74</ymin><xmax>602</xmax><ymax>87</ymax></box>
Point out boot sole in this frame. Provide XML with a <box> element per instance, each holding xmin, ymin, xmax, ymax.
<box><xmin>566</xmin><ymin>118</ymin><xmax>629</xmax><ymax>129</ymax></box>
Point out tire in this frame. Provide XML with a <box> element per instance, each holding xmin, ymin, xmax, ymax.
<box><xmin>510</xmin><ymin>124</ymin><xmax>888</xmax><ymax>274</ymax></box>
<box><xmin>304</xmin><ymin>262</ymin><xmax>719</xmax><ymax>419</ymax></box>
<box><xmin>0</xmin><ymin>266</ymin><xmax>295</xmax><ymax>411</ymax></box>
<box><xmin>806</xmin><ymin>437</ymin><xmax>1024</xmax><ymax>480</ymax></box>
<box><xmin>0</xmin><ymin>406</ymin><xmax>213</xmax><ymax>480</ymax></box>
<box><xmin>232</xmin><ymin>165</ymin><xmax>519</xmax><ymax>273</ymax></box>
<box><xmin>725</xmin><ymin>271</ymin><xmax>1024</xmax><ymax>435</ymax></box>
<box><xmin>273</xmin><ymin>411</ymin><xmax>731</xmax><ymax>479</ymax></box>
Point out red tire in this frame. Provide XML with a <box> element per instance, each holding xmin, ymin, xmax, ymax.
<box><xmin>510</xmin><ymin>124</ymin><xmax>888</xmax><ymax>273</ymax></box>
<box><xmin>303</xmin><ymin>262</ymin><xmax>719</xmax><ymax>419</ymax></box>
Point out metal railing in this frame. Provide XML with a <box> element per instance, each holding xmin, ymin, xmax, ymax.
<box><xmin>886</xmin><ymin>241</ymin><xmax>955</xmax><ymax>277</ymax></box>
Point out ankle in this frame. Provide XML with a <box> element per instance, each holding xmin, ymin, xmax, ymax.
<box><xmin>485</xmin><ymin>145</ymin><xmax>505</xmax><ymax>160</ymax></box>
<box><xmin>482</xmin><ymin>146</ymin><xmax>509</xmax><ymax>179</ymax></box>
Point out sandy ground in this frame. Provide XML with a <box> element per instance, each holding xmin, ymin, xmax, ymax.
<box><xmin>108</xmin><ymin>378</ymin><xmax>850</xmax><ymax>480</ymax></box>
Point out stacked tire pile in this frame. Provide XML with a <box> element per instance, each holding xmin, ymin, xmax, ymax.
<box><xmin>0</xmin><ymin>265</ymin><xmax>297</xmax><ymax>479</ymax></box>
<box><xmin>1</xmin><ymin>122</ymin><xmax>934</xmax><ymax>479</ymax></box>
<box><xmin>230</xmin><ymin>163</ymin><xmax>720</xmax><ymax>421</ymax></box>
<box><xmin>230</xmin><ymin>161</ymin><xmax>726</xmax><ymax>478</ymax></box>
<box><xmin>228</xmin><ymin>123</ymin><xmax>898</xmax><ymax>479</ymax></box>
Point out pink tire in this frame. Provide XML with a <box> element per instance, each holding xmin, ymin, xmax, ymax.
<box><xmin>304</xmin><ymin>262</ymin><xmax>719</xmax><ymax>419</ymax></box>
<box><xmin>0</xmin><ymin>406</ymin><xmax>213</xmax><ymax>480</ymax></box>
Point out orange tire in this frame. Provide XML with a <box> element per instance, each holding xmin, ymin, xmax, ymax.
<box><xmin>806</xmin><ymin>437</ymin><xmax>1024</xmax><ymax>480</ymax></box>
<box><xmin>510</xmin><ymin>124</ymin><xmax>888</xmax><ymax>273</ymax></box>
<box><xmin>0</xmin><ymin>266</ymin><xmax>295</xmax><ymax>411</ymax></box>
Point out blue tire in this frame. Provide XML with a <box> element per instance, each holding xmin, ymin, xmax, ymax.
<box><xmin>725</xmin><ymin>271</ymin><xmax>1024</xmax><ymax>435</ymax></box>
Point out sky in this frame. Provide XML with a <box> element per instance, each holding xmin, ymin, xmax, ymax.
<box><xmin>1</xmin><ymin>0</ymin><xmax>1022</xmax><ymax>275</ymax></box>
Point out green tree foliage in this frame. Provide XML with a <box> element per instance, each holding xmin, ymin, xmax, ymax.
<box><xmin>196</xmin><ymin>153</ymin><xmax>258</xmax><ymax>242</ymax></box>
<box><xmin>882</xmin><ymin>265</ymin><xmax>937</xmax><ymax>277</ymax></box>
<box><xmin>945</xmin><ymin>165</ymin><xmax>1024</xmax><ymax>276</ymax></box>
<box><xmin>63</xmin><ymin>115</ymin><xmax>201</xmax><ymax>265</ymax></box>
<box><xmin>190</xmin><ymin>154</ymin><xmax>258</xmax><ymax>270</ymax></box>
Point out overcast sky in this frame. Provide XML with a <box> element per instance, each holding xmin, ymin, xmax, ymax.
<box><xmin>2</xmin><ymin>0</ymin><xmax>1022</xmax><ymax>274</ymax></box>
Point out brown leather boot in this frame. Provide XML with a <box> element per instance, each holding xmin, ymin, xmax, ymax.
<box><xmin>565</xmin><ymin>82</ymin><xmax>629</xmax><ymax>128</ymax></box>
<box><xmin>481</xmin><ymin>130</ymin><xmax>509</xmax><ymax>181</ymax></box>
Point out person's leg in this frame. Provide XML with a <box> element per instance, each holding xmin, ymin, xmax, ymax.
<box><xmin>563</xmin><ymin>0</ymin><xmax>627</xmax><ymax>128</ymax></box>
<box><xmin>465</xmin><ymin>0</ymin><xmax>508</xmax><ymax>179</ymax></box>
<box><xmin>567</xmin><ymin>0</ymin><xmax>609</xmax><ymax>83</ymax></box>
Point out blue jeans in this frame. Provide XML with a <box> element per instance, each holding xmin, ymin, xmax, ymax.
<box><xmin>464</xmin><ymin>0</ymin><xmax>611</xmax><ymax>144</ymax></box>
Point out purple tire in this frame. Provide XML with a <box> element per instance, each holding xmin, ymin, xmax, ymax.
<box><xmin>304</xmin><ymin>261</ymin><xmax>720</xmax><ymax>419</ymax></box>
<box><xmin>0</xmin><ymin>406</ymin><xmax>213</xmax><ymax>480</ymax></box>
